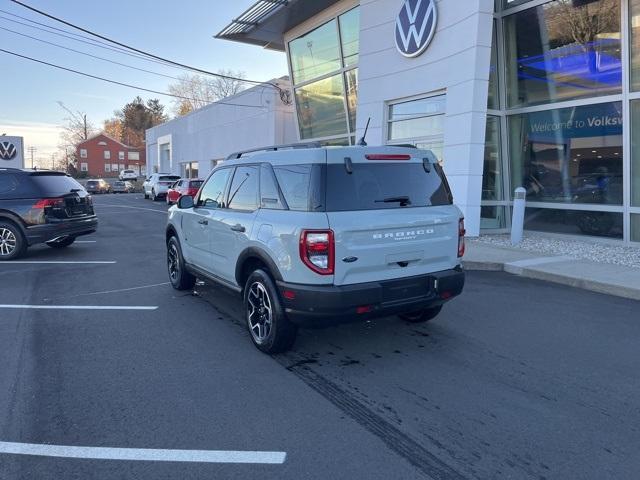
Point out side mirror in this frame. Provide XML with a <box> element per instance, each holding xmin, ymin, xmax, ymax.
<box><xmin>177</xmin><ymin>195</ymin><xmax>194</xmax><ymax>209</ymax></box>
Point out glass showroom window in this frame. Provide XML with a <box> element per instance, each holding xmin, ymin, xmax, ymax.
<box><xmin>289</xmin><ymin>21</ymin><xmax>341</xmax><ymax>84</ymax></box>
<box><xmin>295</xmin><ymin>75</ymin><xmax>349</xmax><ymax>139</ymax></box>
<box><xmin>509</xmin><ymin>102</ymin><xmax>623</xmax><ymax>238</ymax></box>
<box><xmin>488</xmin><ymin>22</ymin><xmax>499</xmax><ymax>110</ymax></box>
<box><xmin>339</xmin><ymin>7</ymin><xmax>359</xmax><ymax>68</ymax></box>
<box><xmin>509</xmin><ymin>102</ymin><xmax>623</xmax><ymax>205</ymax></box>
<box><xmin>631</xmin><ymin>100</ymin><xmax>640</xmax><ymax>207</ymax></box>
<box><xmin>482</xmin><ymin>116</ymin><xmax>507</xmax><ymax>229</ymax></box>
<box><xmin>387</xmin><ymin>95</ymin><xmax>445</xmax><ymax>162</ymax></box>
<box><xmin>503</xmin><ymin>0</ymin><xmax>621</xmax><ymax>108</ymax></box>
<box><xmin>631</xmin><ymin>0</ymin><xmax>640</xmax><ymax>90</ymax></box>
<box><xmin>632</xmin><ymin>215</ymin><xmax>640</xmax><ymax>242</ymax></box>
<box><xmin>289</xmin><ymin>7</ymin><xmax>359</xmax><ymax>142</ymax></box>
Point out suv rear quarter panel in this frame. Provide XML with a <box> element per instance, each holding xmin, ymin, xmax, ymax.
<box><xmin>252</xmin><ymin>209</ymin><xmax>332</xmax><ymax>285</ymax></box>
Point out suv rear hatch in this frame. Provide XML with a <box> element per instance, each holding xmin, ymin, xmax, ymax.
<box><xmin>30</xmin><ymin>172</ymin><xmax>94</xmax><ymax>219</ymax></box>
<box><xmin>324</xmin><ymin>149</ymin><xmax>462</xmax><ymax>286</ymax></box>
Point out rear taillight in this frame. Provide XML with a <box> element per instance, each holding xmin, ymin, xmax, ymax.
<box><xmin>33</xmin><ymin>198</ymin><xmax>64</xmax><ymax>209</ymax></box>
<box><xmin>187</xmin><ymin>188</ymin><xmax>198</xmax><ymax>196</ymax></box>
<box><xmin>300</xmin><ymin>230</ymin><xmax>334</xmax><ymax>275</ymax></box>
<box><xmin>458</xmin><ymin>218</ymin><xmax>466</xmax><ymax>258</ymax></box>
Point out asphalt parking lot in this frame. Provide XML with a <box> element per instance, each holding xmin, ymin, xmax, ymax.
<box><xmin>0</xmin><ymin>193</ymin><xmax>638</xmax><ymax>480</ymax></box>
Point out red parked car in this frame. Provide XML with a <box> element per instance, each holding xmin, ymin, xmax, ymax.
<box><xmin>166</xmin><ymin>179</ymin><xmax>204</xmax><ymax>205</ymax></box>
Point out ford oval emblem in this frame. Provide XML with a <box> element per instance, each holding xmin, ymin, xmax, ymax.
<box><xmin>342</xmin><ymin>256</ymin><xmax>358</xmax><ymax>263</ymax></box>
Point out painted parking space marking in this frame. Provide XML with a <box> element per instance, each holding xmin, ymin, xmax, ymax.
<box><xmin>67</xmin><ymin>282</ymin><xmax>171</xmax><ymax>298</ymax></box>
<box><xmin>0</xmin><ymin>441</ymin><xmax>286</xmax><ymax>464</ymax></box>
<box><xmin>0</xmin><ymin>305</ymin><xmax>158</xmax><ymax>311</ymax></box>
<box><xmin>95</xmin><ymin>204</ymin><xmax>168</xmax><ymax>214</ymax></box>
<box><xmin>74</xmin><ymin>240</ymin><xmax>97</xmax><ymax>243</ymax></box>
<box><xmin>0</xmin><ymin>261</ymin><xmax>116</xmax><ymax>264</ymax></box>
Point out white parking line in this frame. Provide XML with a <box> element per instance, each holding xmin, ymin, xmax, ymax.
<box><xmin>96</xmin><ymin>204</ymin><xmax>167</xmax><ymax>213</ymax></box>
<box><xmin>0</xmin><ymin>261</ymin><xmax>116</xmax><ymax>264</ymax></box>
<box><xmin>66</xmin><ymin>282</ymin><xmax>171</xmax><ymax>299</ymax></box>
<box><xmin>75</xmin><ymin>240</ymin><xmax>97</xmax><ymax>243</ymax></box>
<box><xmin>0</xmin><ymin>305</ymin><xmax>157</xmax><ymax>310</ymax></box>
<box><xmin>0</xmin><ymin>441</ymin><xmax>286</xmax><ymax>464</ymax></box>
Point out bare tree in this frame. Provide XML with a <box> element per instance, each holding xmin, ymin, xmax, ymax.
<box><xmin>56</xmin><ymin>102</ymin><xmax>95</xmax><ymax>173</ymax></box>
<box><xmin>57</xmin><ymin>101</ymin><xmax>95</xmax><ymax>146</ymax></box>
<box><xmin>167</xmin><ymin>70</ymin><xmax>247</xmax><ymax>116</ymax></box>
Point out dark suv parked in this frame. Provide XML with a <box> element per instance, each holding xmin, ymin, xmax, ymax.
<box><xmin>0</xmin><ymin>168</ymin><xmax>98</xmax><ymax>260</ymax></box>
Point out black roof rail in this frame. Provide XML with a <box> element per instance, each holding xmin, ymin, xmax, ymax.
<box><xmin>225</xmin><ymin>142</ymin><xmax>323</xmax><ymax>160</ymax></box>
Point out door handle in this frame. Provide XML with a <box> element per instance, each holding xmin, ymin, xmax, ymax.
<box><xmin>230</xmin><ymin>224</ymin><xmax>246</xmax><ymax>233</ymax></box>
<box><xmin>198</xmin><ymin>219</ymin><xmax>208</xmax><ymax>225</ymax></box>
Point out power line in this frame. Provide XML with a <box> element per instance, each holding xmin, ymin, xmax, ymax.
<box><xmin>0</xmin><ymin>25</ymin><xmax>181</xmax><ymax>80</ymax></box>
<box><xmin>0</xmin><ymin>8</ymin><xmax>153</xmax><ymax>59</ymax></box>
<box><xmin>9</xmin><ymin>0</ymin><xmax>285</xmax><ymax>93</ymax></box>
<box><xmin>0</xmin><ymin>8</ymin><xmax>141</xmax><ymax>52</ymax></box>
<box><xmin>0</xmin><ymin>15</ymin><xmax>175</xmax><ymax>68</ymax></box>
<box><xmin>0</xmin><ymin>48</ymin><xmax>266</xmax><ymax>109</ymax></box>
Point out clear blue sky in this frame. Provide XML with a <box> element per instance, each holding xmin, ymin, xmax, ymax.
<box><xmin>0</xmin><ymin>0</ymin><xmax>287</xmax><ymax>159</ymax></box>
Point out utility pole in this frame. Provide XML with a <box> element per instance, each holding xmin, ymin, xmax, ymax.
<box><xmin>83</xmin><ymin>114</ymin><xmax>88</xmax><ymax>140</ymax></box>
<box><xmin>51</xmin><ymin>153</ymin><xmax>56</xmax><ymax>170</ymax></box>
<box><xmin>27</xmin><ymin>146</ymin><xmax>37</xmax><ymax>169</ymax></box>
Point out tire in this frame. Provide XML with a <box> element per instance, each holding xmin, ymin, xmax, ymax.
<box><xmin>151</xmin><ymin>189</ymin><xmax>157</xmax><ymax>201</ymax></box>
<box><xmin>167</xmin><ymin>236</ymin><xmax>196</xmax><ymax>291</ymax></box>
<box><xmin>244</xmin><ymin>269</ymin><xmax>297</xmax><ymax>354</ymax></box>
<box><xmin>0</xmin><ymin>220</ymin><xmax>27</xmax><ymax>260</ymax></box>
<box><xmin>144</xmin><ymin>191</ymin><xmax>149</xmax><ymax>199</ymax></box>
<box><xmin>398</xmin><ymin>305</ymin><xmax>443</xmax><ymax>323</ymax></box>
<box><xmin>46</xmin><ymin>237</ymin><xmax>76</xmax><ymax>249</ymax></box>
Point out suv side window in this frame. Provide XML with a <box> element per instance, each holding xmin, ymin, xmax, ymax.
<box><xmin>260</xmin><ymin>164</ymin><xmax>285</xmax><ymax>210</ymax></box>
<box><xmin>199</xmin><ymin>168</ymin><xmax>231</xmax><ymax>209</ymax></box>
<box><xmin>273</xmin><ymin>164</ymin><xmax>313</xmax><ymax>211</ymax></box>
<box><xmin>228</xmin><ymin>166</ymin><xmax>259</xmax><ymax>211</ymax></box>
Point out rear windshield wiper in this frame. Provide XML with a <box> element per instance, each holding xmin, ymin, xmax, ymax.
<box><xmin>375</xmin><ymin>196</ymin><xmax>412</xmax><ymax>206</ymax></box>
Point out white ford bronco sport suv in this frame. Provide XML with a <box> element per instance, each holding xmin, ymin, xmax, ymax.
<box><xmin>166</xmin><ymin>144</ymin><xmax>465</xmax><ymax>353</ymax></box>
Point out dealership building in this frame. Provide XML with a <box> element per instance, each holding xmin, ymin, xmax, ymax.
<box><xmin>149</xmin><ymin>0</ymin><xmax>640</xmax><ymax>243</ymax></box>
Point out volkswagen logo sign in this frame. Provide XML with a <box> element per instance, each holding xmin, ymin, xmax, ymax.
<box><xmin>395</xmin><ymin>0</ymin><xmax>438</xmax><ymax>58</ymax></box>
<box><xmin>0</xmin><ymin>141</ymin><xmax>17</xmax><ymax>161</ymax></box>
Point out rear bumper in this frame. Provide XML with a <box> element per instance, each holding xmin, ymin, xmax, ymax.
<box><xmin>276</xmin><ymin>267</ymin><xmax>465</xmax><ymax>327</ymax></box>
<box><xmin>25</xmin><ymin>216</ymin><xmax>98</xmax><ymax>245</ymax></box>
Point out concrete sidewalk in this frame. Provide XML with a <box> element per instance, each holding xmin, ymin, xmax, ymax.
<box><xmin>463</xmin><ymin>240</ymin><xmax>640</xmax><ymax>301</ymax></box>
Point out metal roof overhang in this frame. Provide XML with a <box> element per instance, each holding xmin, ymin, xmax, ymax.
<box><xmin>216</xmin><ymin>0</ymin><xmax>342</xmax><ymax>51</ymax></box>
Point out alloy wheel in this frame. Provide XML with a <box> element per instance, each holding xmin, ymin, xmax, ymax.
<box><xmin>0</xmin><ymin>228</ymin><xmax>17</xmax><ymax>257</ymax></box>
<box><xmin>167</xmin><ymin>243</ymin><xmax>179</xmax><ymax>282</ymax></box>
<box><xmin>247</xmin><ymin>282</ymin><xmax>273</xmax><ymax>342</ymax></box>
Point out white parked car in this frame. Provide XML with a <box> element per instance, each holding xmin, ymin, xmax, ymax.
<box><xmin>119</xmin><ymin>169</ymin><xmax>138</xmax><ymax>181</ymax></box>
<box><xmin>143</xmin><ymin>173</ymin><xmax>181</xmax><ymax>201</ymax></box>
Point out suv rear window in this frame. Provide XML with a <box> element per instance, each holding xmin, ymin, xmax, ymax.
<box><xmin>160</xmin><ymin>175</ymin><xmax>180</xmax><ymax>182</ymax></box>
<box><xmin>30</xmin><ymin>173</ymin><xmax>84</xmax><ymax>196</ymax></box>
<box><xmin>324</xmin><ymin>163</ymin><xmax>452</xmax><ymax>212</ymax></box>
<box><xmin>189</xmin><ymin>180</ymin><xmax>203</xmax><ymax>188</ymax></box>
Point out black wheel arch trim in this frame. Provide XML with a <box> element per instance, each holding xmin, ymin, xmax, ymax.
<box><xmin>0</xmin><ymin>211</ymin><xmax>27</xmax><ymax>238</ymax></box>
<box><xmin>236</xmin><ymin>247</ymin><xmax>284</xmax><ymax>285</ymax></box>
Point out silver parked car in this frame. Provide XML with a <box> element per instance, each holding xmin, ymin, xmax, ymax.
<box><xmin>165</xmin><ymin>144</ymin><xmax>465</xmax><ymax>353</ymax></box>
<box><xmin>112</xmin><ymin>181</ymin><xmax>134</xmax><ymax>193</ymax></box>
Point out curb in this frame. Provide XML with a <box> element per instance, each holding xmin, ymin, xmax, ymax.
<box><xmin>463</xmin><ymin>260</ymin><xmax>640</xmax><ymax>302</ymax></box>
